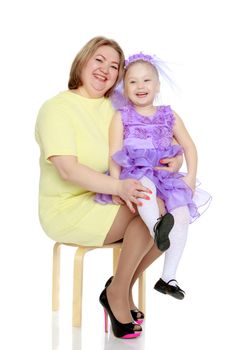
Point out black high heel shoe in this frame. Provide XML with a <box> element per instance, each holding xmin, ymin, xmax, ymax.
<box><xmin>105</xmin><ymin>276</ymin><xmax>144</xmax><ymax>324</ymax></box>
<box><xmin>153</xmin><ymin>212</ymin><xmax>174</xmax><ymax>252</ymax></box>
<box><xmin>130</xmin><ymin>309</ymin><xmax>144</xmax><ymax>325</ymax></box>
<box><xmin>99</xmin><ymin>287</ymin><xmax>142</xmax><ymax>338</ymax></box>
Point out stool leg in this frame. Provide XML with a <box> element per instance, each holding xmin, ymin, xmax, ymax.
<box><xmin>52</xmin><ymin>243</ymin><xmax>61</xmax><ymax>311</ymax></box>
<box><xmin>113</xmin><ymin>247</ymin><xmax>121</xmax><ymax>274</ymax></box>
<box><xmin>138</xmin><ymin>272</ymin><xmax>146</xmax><ymax>313</ymax></box>
<box><xmin>72</xmin><ymin>247</ymin><xmax>92</xmax><ymax>327</ymax></box>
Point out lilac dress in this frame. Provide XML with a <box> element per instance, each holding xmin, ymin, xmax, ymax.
<box><xmin>95</xmin><ymin>104</ymin><xmax>211</xmax><ymax>223</ymax></box>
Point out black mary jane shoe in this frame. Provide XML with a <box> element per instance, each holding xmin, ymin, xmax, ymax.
<box><xmin>105</xmin><ymin>276</ymin><xmax>144</xmax><ymax>324</ymax></box>
<box><xmin>153</xmin><ymin>213</ymin><xmax>174</xmax><ymax>252</ymax></box>
<box><xmin>154</xmin><ymin>278</ymin><xmax>185</xmax><ymax>300</ymax></box>
<box><xmin>99</xmin><ymin>287</ymin><xmax>142</xmax><ymax>338</ymax></box>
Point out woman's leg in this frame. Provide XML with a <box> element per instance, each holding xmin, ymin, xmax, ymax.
<box><xmin>104</xmin><ymin>204</ymin><xmax>137</xmax><ymax>244</ymax></box>
<box><xmin>128</xmin><ymin>244</ymin><xmax>162</xmax><ymax>310</ymax></box>
<box><xmin>104</xmin><ymin>208</ymin><xmax>154</xmax><ymax>324</ymax></box>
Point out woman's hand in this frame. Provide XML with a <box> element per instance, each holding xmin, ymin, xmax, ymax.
<box><xmin>116</xmin><ymin>179</ymin><xmax>151</xmax><ymax>213</ymax></box>
<box><xmin>112</xmin><ymin>195</ymin><xmax>125</xmax><ymax>205</ymax></box>
<box><xmin>155</xmin><ymin>154</ymin><xmax>183</xmax><ymax>172</ymax></box>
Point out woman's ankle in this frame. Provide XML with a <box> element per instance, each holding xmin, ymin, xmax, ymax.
<box><xmin>128</xmin><ymin>289</ymin><xmax>137</xmax><ymax>310</ymax></box>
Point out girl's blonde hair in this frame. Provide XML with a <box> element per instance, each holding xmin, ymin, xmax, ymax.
<box><xmin>68</xmin><ymin>36</ymin><xmax>125</xmax><ymax>97</ymax></box>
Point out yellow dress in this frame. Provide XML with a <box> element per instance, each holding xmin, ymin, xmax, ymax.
<box><xmin>35</xmin><ymin>91</ymin><xmax>120</xmax><ymax>246</ymax></box>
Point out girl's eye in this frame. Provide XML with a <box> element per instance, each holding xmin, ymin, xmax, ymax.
<box><xmin>144</xmin><ymin>79</ymin><xmax>150</xmax><ymax>82</ymax></box>
<box><xmin>130</xmin><ymin>80</ymin><xmax>136</xmax><ymax>84</ymax></box>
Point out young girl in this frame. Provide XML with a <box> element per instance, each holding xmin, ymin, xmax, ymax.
<box><xmin>96</xmin><ymin>52</ymin><xmax>211</xmax><ymax>299</ymax></box>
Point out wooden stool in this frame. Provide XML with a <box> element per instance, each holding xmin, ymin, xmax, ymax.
<box><xmin>52</xmin><ymin>242</ymin><xmax>146</xmax><ymax>327</ymax></box>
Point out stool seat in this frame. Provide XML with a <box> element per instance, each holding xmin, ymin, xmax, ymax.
<box><xmin>52</xmin><ymin>242</ymin><xmax>146</xmax><ymax>327</ymax></box>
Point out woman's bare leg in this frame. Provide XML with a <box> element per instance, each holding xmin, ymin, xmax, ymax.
<box><xmin>104</xmin><ymin>213</ymin><xmax>154</xmax><ymax>324</ymax></box>
<box><xmin>104</xmin><ymin>204</ymin><xmax>137</xmax><ymax>244</ymax></box>
<box><xmin>128</xmin><ymin>244</ymin><xmax>162</xmax><ymax>310</ymax></box>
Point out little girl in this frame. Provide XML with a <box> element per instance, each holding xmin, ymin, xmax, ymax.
<box><xmin>96</xmin><ymin>52</ymin><xmax>211</xmax><ymax>299</ymax></box>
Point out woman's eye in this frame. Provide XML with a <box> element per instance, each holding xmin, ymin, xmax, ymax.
<box><xmin>111</xmin><ymin>65</ymin><xmax>118</xmax><ymax>70</ymax></box>
<box><xmin>96</xmin><ymin>58</ymin><xmax>103</xmax><ymax>63</ymax></box>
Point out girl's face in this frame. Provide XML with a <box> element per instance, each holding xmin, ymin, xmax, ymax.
<box><xmin>124</xmin><ymin>62</ymin><xmax>160</xmax><ymax>107</ymax></box>
<box><xmin>80</xmin><ymin>45</ymin><xmax>120</xmax><ymax>98</ymax></box>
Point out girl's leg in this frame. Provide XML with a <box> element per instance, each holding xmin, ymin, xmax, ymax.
<box><xmin>137</xmin><ymin>176</ymin><xmax>160</xmax><ymax>236</ymax></box>
<box><xmin>104</xmin><ymin>210</ymin><xmax>154</xmax><ymax>324</ymax></box>
<box><xmin>161</xmin><ymin>206</ymin><xmax>189</xmax><ymax>285</ymax></box>
<box><xmin>137</xmin><ymin>176</ymin><xmax>174</xmax><ymax>252</ymax></box>
<box><xmin>126</xmin><ymin>207</ymin><xmax>188</xmax><ymax>309</ymax></box>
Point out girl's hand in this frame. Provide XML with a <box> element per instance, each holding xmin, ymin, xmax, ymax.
<box><xmin>182</xmin><ymin>175</ymin><xmax>195</xmax><ymax>193</ymax></box>
<box><xmin>112</xmin><ymin>195</ymin><xmax>125</xmax><ymax>205</ymax></box>
<box><xmin>117</xmin><ymin>179</ymin><xmax>151</xmax><ymax>213</ymax></box>
<box><xmin>155</xmin><ymin>154</ymin><xmax>183</xmax><ymax>172</ymax></box>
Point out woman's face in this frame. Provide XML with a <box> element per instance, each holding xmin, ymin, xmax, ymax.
<box><xmin>80</xmin><ymin>45</ymin><xmax>120</xmax><ymax>98</ymax></box>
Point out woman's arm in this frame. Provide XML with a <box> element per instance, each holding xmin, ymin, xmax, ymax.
<box><xmin>49</xmin><ymin>155</ymin><xmax>119</xmax><ymax>194</ymax></box>
<box><xmin>49</xmin><ymin>155</ymin><xmax>150</xmax><ymax>213</ymax></box>
<box><xmin>173</xmin><ymin>111</ymin><xmax>198</xmax><ymax>191</ymax></box>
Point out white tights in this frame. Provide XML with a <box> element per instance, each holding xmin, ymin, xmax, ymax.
<box><xmin>161</xmin><ymin>206</ymin><xmax>189</xmax><ymax>285</ymax></box>
<box><xmin>137</xmin><ymin>176</ymin><xmax>190</xmax><ymax>286</ymax></box>
<box><xmin>137</xmin><ymin>176</ymin><xmax>160</xmax><ymax>237</ymax></box>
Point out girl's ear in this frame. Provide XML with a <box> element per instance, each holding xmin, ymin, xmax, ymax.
<box><xmin>156</xmin><ymin>80</ymin><xmax>161</xmax><ymax>94</ymax></box>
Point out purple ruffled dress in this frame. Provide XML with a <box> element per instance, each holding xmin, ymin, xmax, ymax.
<box><xmin>95</xmin><ymin>104</ymin><xmax>211</xmax><ymax>223</ymax></box>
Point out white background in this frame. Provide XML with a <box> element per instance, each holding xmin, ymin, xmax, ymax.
<box><xmin>0</xmin><ymin>0</ymin><xmax>232</xmax><ymax>349</ymax></box>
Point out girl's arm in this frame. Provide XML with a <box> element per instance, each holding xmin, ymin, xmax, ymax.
<box><xmin>109</xmin><ymin>111</ymin><xmax>123</xmax><ymax>179</ymax></box>
<box><xmin>173</xmin><ymin>111</ymin><xmax>198</xmax><ymax>191</ymax></box>
<box><xmin>109</xmin><ymin>111</ymin><xmax>125</xmax><ymax>204</ymax></box>
<box><xmin>155</xmin><ymin>136</ymin><xmax>183</xmax><ymax>171</ymax></box>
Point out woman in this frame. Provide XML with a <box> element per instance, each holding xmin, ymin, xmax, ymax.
<box><xmin>35</xmin><ymin>36</ymin><xmax>182</xmax><ymax>338</ymax></box>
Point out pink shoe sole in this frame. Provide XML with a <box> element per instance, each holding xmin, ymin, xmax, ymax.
<box><xmin>122</xmin><ymin>332</ymin><xmax>141</xmax><ymax>339</ymax></box>
<box><xmin>136</xmin><ymin>319</ymin><xmax>144</xmax><ymax>325</ymax></box>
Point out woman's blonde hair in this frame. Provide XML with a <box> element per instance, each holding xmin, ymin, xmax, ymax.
<box><xmin>68</xmin><ymin>36</ymin><xmax>125</xmax><ymax>97</ymax></box>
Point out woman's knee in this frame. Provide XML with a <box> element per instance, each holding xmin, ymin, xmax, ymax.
<box><xmin>104</xmin><ymin>205</ymin><xmax>138</xmax><ymax>244</ymax></box>
<box><xmin>125</xmin><ymin>216</ymin><xmax>154</xmax><ymax>246</ymax></box>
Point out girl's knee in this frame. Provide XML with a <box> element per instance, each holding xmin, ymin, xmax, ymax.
<box><xmin>172</xmin><ymin>206</ymin><xmax>189</xmax><ymax>226</ymax></box>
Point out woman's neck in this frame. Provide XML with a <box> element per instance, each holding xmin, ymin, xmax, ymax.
<box><xmin>73</xmin><ymin>87</ymin><xmax>104</xmax><ymax>99</ymax></box>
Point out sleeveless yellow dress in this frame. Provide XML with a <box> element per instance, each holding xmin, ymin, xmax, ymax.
<box><xmin>35</xmin><ymin>91</ymin><xmax>120</xmax><ymax>246</ymax></box>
